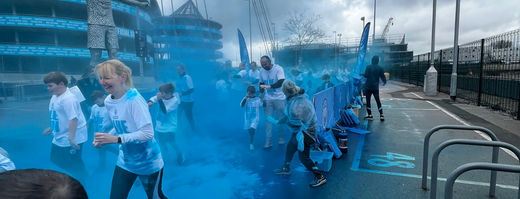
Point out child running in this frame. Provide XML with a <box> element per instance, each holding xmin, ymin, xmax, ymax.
<box><xmin>92</xmin><ymin>60</ymin><xmax>168</xmax><ymax>199</ymax></box>
<box><xmin>42</xmin><ymin>72</ymin><xmax>89</xmax><ymax>183</ymax></box>
<box><xmin>87</xmin><ymin>90</ymin><xmax>118</xmax><ymax>172</ymax></box>
<box><xmin>148</xmin><ymin>83</ymin><xmax>185</xmax><ymax>165</ymax></box>
<box><xmin>240</xmin><ymin>86</ymin><xmax>262</xmax><ymax>150</ymax></box>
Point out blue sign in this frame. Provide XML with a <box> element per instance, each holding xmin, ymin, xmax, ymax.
<box><xmin>154</xmin><ymin>48</ymin><xmax>223</xmax><ymax>57</ymax></box>
<box><xmin>154</xmin><ymin>25</ymin><xmax>222</xmax><ymax>35</ymax></box>
<box><xmin>153</xmin><ymin>36</ymin><xmax>222</xmax><ymax>46</ymax></box>
<box><xmin>313</xmin><ymin>88</ymin><xmax>335</xmax><ymax>133</ymax></box>
<box><xmin>0</xmin><ymin>45</ymin><xmax>154</xmax><ymax>64</ymax></box>
<box><xmin>0</xmin><ymin>15</ymin><xmax>153</xmax><ymax>45</ymax></box>
<box><xmin>56</xmin><ymin>0</ymin><xmax>152</xmax><ymax>24</ymax></box>
<box><xmin>334</xmin><ymin>83</ymin><xmax>349</xmax><ymax>120</ymax></box>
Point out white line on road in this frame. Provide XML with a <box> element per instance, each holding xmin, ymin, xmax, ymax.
<box><xmin>410</xmin><ymin>92</ymin><xmax>424</xmax><ymax>99</ymax></box>
<box><xmin>426</xmin><ymin>101</ymin><xmax>519</xmax><ymax>160</ymax></box>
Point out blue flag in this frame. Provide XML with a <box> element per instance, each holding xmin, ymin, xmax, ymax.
<box><xmin>237</xmin><ymin>29</ymin><xmax>251</xmax><ymax>71</ymax></box>
<box><xmin>355</xmin><ymin>22</ymin><xmax>371</xmax><ymax>75</ymax></box>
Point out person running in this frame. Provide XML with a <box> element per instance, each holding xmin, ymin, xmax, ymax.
<box><xmin>361</xmin><ymin>55</ymin><xmax>387</xmax><ymax>121</ymax></box>
<box><xmin>240</xmin><ymin>86</ymin><xmax>262</xmax><ymax>150</ymax></box>
<box><xmin>92</xmin><ymin>60</ymin><xmax>168</xmax><ymax>199</ymax></box>
<box><xmin>267</xmin><ymin>80</ymin><xmax>327</xmax><ymax>187</ymax></box>
<box><xmin>43</xmin><ymin>72</ymin><xmax>89</xmax><ymax>183</ymax></box>
<box><xmin>148</xmin><ymin>83</ymin><xmax>185</xmax><ymax>165</ymax></box>
<box><xmin>259</xmin><ymin>56</ymin><xmax>286</xmax><ymax>148</ymax></box>
<box><xmin>176</xmin><ymin>64</ymin><xmax>196</xmax><ymax>132</ymax></box>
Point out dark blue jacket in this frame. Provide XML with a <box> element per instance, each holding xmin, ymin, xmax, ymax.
<box><xmin>362</xmin><ymin>64</ymin><xmax>387</xmax><ymax>90</ymax></box>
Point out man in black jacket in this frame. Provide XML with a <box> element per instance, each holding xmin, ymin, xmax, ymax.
<box><xmin>361</xmin><ymin>56</ymin><xmax>387</xmax><ymax>121</ymax></box>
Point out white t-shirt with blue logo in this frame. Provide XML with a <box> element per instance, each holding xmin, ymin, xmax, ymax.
<box><xmin>176</xmin><ymin>74</ymin><xmax>194</xmax><ymax>102</ymax></box>
<box><xmin>105</xmin><ymin>89</ymin><xmax>164</xmax><ymax>175</ymax></box>
<box><xmin>149</xmin><ymin>93</ymin><xmax>180</xmax><ymax>133</ymax></box>
<box><xmin>90</xmin><ymin>104</ymin><xmax>112</xmax><ymax>133</ymax></box>
<box><xmin>243</xmin><ymin>97</ymin><xmax>262</xmax><ymax>129</ymax></box>
<box><xmin>49</xmin><ymin>90</ymin><xmax>88</xmax><ymax>147</ymax></box>
<box><xmin>260</xmin><ymin>64</ymin><xmax>286</xmax><ymax>101</ymax></box>
<box><xmin>248</xmin><ymin>70</ymin><xmax>261</xmax><ymax>90</ymax></box>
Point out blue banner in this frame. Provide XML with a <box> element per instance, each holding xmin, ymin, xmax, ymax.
<box><xmin>355</xmin><ymin>22</ymin><xmax>371</xmax><ymax>75</ymax></box>
<box><xmin>313</xmin><ymin>88</ymin><xmax>335</xmax><ymax>133</ymax></box>
<box><xmin>237</xmin><ymin>29</ymin><xmax>250</xmax><ymax>71</ymax></box>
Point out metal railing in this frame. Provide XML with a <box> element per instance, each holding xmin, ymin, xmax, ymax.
<box><xmin>421</xmin><ymin>125</ymin><xmax>499</xmax><ymax>191</ymax></box>
<box><xmin>388</xmin><ymin>29</ymin><xmax>520</xmax><ymax>119</ymax></box>
<box><xmin>13</xmin><ymin>84</ymin><xmax>51</xmax><ymax>101</ymax></box>
<box><xmin>429</xmin><ymin>139</ymin><xmax>520</xmax><ymax>199</ymax></box>
<box><xmin>444</xmin><ymin>163</ymin><xmax>520</xmax><ymax>199</ymax></box>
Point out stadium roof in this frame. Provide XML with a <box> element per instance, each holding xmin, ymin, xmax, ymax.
<box><xmin>171</xmin><ymin>0</ymin><xmax>204</xmax><ymax>19</ymax></box>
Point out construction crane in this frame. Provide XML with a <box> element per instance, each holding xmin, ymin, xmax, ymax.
<box><xmin>381</xmin><ymin>18</ymin><xmax>393</xmax><ymax>42</ymax></box>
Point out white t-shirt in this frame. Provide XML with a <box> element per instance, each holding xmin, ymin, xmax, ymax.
<box><xmin>231</xmin><ymin>70</ymin><xmax>248</xmax><ymax>91</ymax></box>
<box><xmin>242</xmin><ymin>97</ymin><xmax>262</xmax><ymax>129</ymax></box>
<box><xmin>176</xmin><ymin>74</ymin><xmax>194</xmax><ymax>102</ymax></box>
<box><xmin>293</xmin><ymin>73</ymin><xmax>303</xmax><ymax>82</ymax></box>
<box><xmin>260</xmin><ymin>64</ymin><xmax>286</xmax><ymax>101</ymax></box>
<box><xmin>49</xmin><ymin>90</ymin><xmax>88</xmax><ymax>147</ymax></box>
<box><xmin>90</xmin><ymin>104</ymin><xmax>112</xmax><ymax>133</ymax></box>
<box><xmin>0</xmin><ymin>148</ymin><xmax>15</xmax><ymax>173</ymax></box>
<box><xmin>105</xmin><ymin>89</ymin><xmax>163</xmax><ymax>175</ymax></box>
<box><xmin>215</xmin><ymin>79</ymin><xmax>229</xmax><ymax>102</ymax></box>
<box><xmin>150</xmin><ymin>93</ymin><xmax>180</xmax><ymax>133</ymax></box>
<box><xmin>248</xmin><ymin>70</ymin><xmax>261</xmax><ymax>90</ymax></box>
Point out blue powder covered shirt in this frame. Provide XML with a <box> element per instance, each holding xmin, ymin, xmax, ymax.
<box><xmin>176</xmin><ymin>74</ymin><xmax>194</xmax><ymax>102</ymax></box>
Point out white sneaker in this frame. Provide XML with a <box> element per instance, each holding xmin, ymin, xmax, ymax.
<box><xmin>250</xmin><ymin>144</ymin><xmax>254</xmax><ymax>150</ymax></box>
<box><xmin>279</xmin><ymin>137</ymin><xmax>285</xmax><ymax>145</ymax></box>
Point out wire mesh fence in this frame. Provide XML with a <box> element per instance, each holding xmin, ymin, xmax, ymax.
<box><xmin>388</xmin><ymin>29</ymin><xmax>520</xmax><ymax>119</ymax></box>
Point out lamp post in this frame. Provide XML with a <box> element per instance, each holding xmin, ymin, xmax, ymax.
<box><xmin>235</xmin><ymin>52</ymin><xmax>238</xmax><ymax>67</ymax></box>
<box><xmin>259</xmin><ymin>46</ymin><xmax>261</xmax><ymax>60</ymax></box>
<box><xmin>338</xmin><ymin>33</ymin><xmax>342</xmax><ymax>68</ymax></box>
<box><xmin>334</xmin><ymin>31</ymin><xmax>337</xmax><ymax>68</ymax></box>
<box><xmin>373</xmin><ymin>0</ymin><xmax>376</xmax><ymax>42</ymax></box>
<box><xmin>244</xmin><ymin>0</ymin><xmax>252</xmax><ymax>61</ymax></box>
<box><xmin>361</xmin><ymin>16</ymin><xmax>365</xmax><ymax>29</ymax></box>
<box><xmin>425</xmin><ymin>0</ymin><xmax>439</xmax><ymax>96</ymax></box>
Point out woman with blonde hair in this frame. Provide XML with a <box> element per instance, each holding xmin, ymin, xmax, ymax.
<box><xmin>92</xmin><ymin>60</ymin><xmax>168</xmax><ymax>199</ymax></box>
<box><xmin>268</xmin><ymin>80</ymin><xmax>327</xmax><ymax>187</ymax></box>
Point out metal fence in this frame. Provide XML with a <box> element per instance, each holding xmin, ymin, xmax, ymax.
<box><xmin>388</xmin><ymin>29</ymin><xmax>520</xmax><ymax>119</ymax></box>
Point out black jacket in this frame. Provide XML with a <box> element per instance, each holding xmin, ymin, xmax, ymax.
<box><xmin>362</xmin><ymin>64</ymin><xmax>387</xmax><ymax>90</ymax></box>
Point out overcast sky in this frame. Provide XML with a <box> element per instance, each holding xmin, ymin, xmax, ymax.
<box><xmin>157</xmin><ymin>0</ymin><xmax>520</xmax><ymax>64</ymax></box>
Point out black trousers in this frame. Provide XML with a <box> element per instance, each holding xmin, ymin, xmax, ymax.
<box><xmin>284</xmin><ymin>132</ymin><xmax>321</xmax><ymax>176</ymax></box>
<box><xmin>50</xmin><ymin>143</ymin><xmax>88</xmax><ymax>182</ymax></box>
<box><xmin>178</xmin><ymin>101</ymin><xmax>196</xmax><ymax>131</ymax></box>
<box><xmin>110</xmin><ymin>166</ymin><xmax>168</xmax><ymax>199</ymax></box>
<box><xmin>364</xmin><ymin>89</ymin><xmax>383</xmax><ymax>116</ymax></box>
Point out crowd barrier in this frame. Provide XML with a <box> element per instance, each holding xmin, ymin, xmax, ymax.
<box><xmin>13</xmin><ymin>84</ymin><xmax>51</xmax><ymax>101</ymax></box>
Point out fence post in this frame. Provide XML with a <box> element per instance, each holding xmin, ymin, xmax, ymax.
<box><xmin>478</xmin><ymin>39</ymin><xmax>485</xmax><ymax>107</ymax></box>
<box><xmin>439</xmin><ymin>50</ymin><xmax>442</xmax><ymax>92</ymax></box>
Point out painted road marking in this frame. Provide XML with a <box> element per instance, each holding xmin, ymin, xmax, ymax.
<box><xmin>426</xmin><ymin>101</ymin><xmax>519</xmax><ymax>160</ymax></box>
<box><xmin>411</xmin><ymin>92</ymin><xmax>424</xmax><ymax>99</ymax></box>
<box><xmin>351</xmin><ymin>130</ymin><xmax>518</xmax><ymax>190</ymax></box>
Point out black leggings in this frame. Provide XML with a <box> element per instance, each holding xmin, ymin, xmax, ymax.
<box><xmin>284</xmin><ymin>133</ymin><xmax>321</xmax><ymax>177</ymax></box>
<box><xmin>178</xmin><ymin>101</ymin><xmax>196</xmax><ymax>131</ymax></box>
<box><xmin>364</xmin><ymin>89</ymin><xmax>383</xmax><ymax>116</ymax></box>
<box><xmin>110</xmin><ymin>166</ymin><xmax>168</xmax><ymax>199</ymax></box>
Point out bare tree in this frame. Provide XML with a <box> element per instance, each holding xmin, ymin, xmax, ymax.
<box><xmin>491</xmin><ymin>40</ymin><xmax>513</xmax><ymax>49</ymax></box>
<box><xmin>283</xmin><ymin>11</ymin><xmax>326</xmax><ymax>65</ymax></box>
